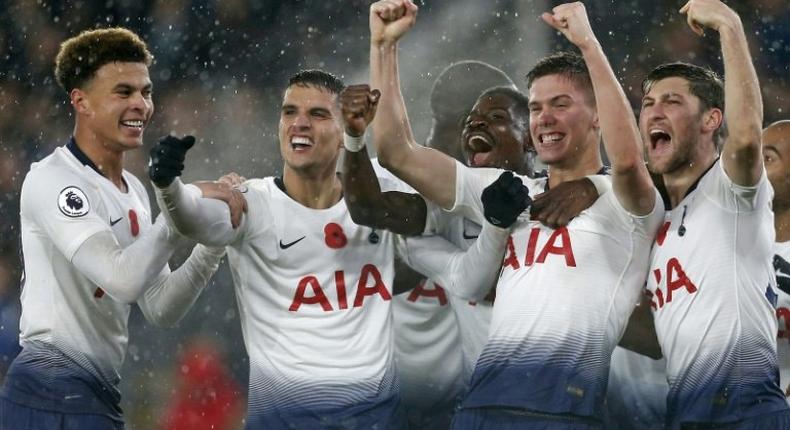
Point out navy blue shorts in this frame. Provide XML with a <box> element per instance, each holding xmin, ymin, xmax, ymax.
<box><xmin>677</xmin><ymin>408</ymin><xmax>790</xmax><ymax>430</ymax></box>
<box><xmin>452</xmin><ymin>407</ymin><xmax>603</xmax><ymax>430</ymax></box>
<box><xmin>0</xmin><ymin>397</ymin><xmax>124</xmax><ymax>430</ymax></box>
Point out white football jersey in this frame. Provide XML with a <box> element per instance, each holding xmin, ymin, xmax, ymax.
<box><xmin>12</xmin><ymin>140</ymin><xmax>153</xmax><ymax>416</ymax></box>
<box><xmin>226</xmin><ymin>176</ymin><xmax>408</xmax><ymax>426</ymax></box>
<box><xmin>392</xmin><ymin>279</ymin><xmax>464</xmax><ymax>426</ymax></box>
<box><xmin>647</xmin><ymin>160</ymin><xmax>787</xmax><ymax>425</ymax></box>
<box><xmin>431</xmin><ymin>211</ymin><xmax>495</xmax><ymax>382</ymax></box>
<box><xmin>450</xmin><ymin>162</ymin><xmax>664</xmax><ymax>420</ymax></box>
<box><xmin>774</xmin><ymin>241</ymin><xmax>790</xmax><ymax>400</ymax></box>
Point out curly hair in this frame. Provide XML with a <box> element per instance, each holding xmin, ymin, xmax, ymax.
<box><xmin>55</xmin><ymin>27</ymin><xmax>152</xmax><ymax>93</ymax></box>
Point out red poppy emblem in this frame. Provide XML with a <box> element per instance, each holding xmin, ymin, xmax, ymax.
<box><xmin>324</xmin><ymin>223</ymin><xmax>347</xmax><ymax>249</ymax></box>
<box><xmin>129</xmin><ymin>209</ymin><xmax>140</xmax><ymax>237</ymax></box>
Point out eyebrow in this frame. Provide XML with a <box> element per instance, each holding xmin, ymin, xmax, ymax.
<box><xmin>764</xmin><ymin>145</ymin><xmax>780</xmax><ymax>157</ymax></box>
<box><xmin>528</xmin><ymin>94</ymin><xmax>572</xmax><ymax>107</ymax></box>
<box><xmin>643</xmin><ymin>92</ymin><xmax>683</xmax><ymax>102</ymax></box>
<box><xmin>113</xmin><ymin>82</ymin><xmax>152</xmax><ymax>91</ymax></box>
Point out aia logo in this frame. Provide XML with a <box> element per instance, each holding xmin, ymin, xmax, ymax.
<box><xmin>324</xmin><ymin>222</ymin><xmax>347</xmax><ymax>249</ymax></box>
<box><xmin>289</xmin><ymin>264</ymin><xmax>391</xmax><ymax>312</ymax></box>
<box><xmin>502</xmin><ymin>226</ymin><xmax>576</xmax><ymax>271</ymax></box>
<box><xmin>407</xmin><ymin>280</ymin><xmax>448</xmax><ymax>306</ymax></box>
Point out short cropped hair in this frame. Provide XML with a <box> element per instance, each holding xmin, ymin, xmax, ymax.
<box><xmin>430</xmin><ymin>60</ymin><xmax>515</xmax><ymax>122</ymax></box>
<box><xmin>642</xmin><ymin>62</ymin><xmax>726</xmax><ymax>148</ymax></box>
<box><xmin>526</xmin><ymin>51</ymin><xmax>595</xmax><ymax>105</ymax></box>
<box><xmin>477</xmin><ymin>86</ymin><xmax>530</xmax><ymax>127</ymax></box>
<box><xmin>288</xmin><ymin>69</ymin><xmax>346</xmax><ymax>95</ymax></box>
<box><xmin>55</xmin><ymin>27</ymin><xmax>152</xmax><ymax>93</ymax></box>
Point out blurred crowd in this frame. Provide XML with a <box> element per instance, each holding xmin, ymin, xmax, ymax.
<box><xmin>0</xmin><ymin>0</ymin><xmax>787</xmax><ymax>428</ymax></box>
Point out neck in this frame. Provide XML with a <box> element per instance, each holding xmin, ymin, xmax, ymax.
<box><xmin>282</xmin><ymin>167</ymin><xmax>342</xmax><ymax>209</ymax></box>
<box><xmin>73</xmin><ymin>125</ymin><xmax>125</xmax><ymax>190</ymax></box>
<box><xmin>547</xmin><ymin>140</ymin><xmax>603</xmax><ymax>188</ymax></box>
<box><xmin>776</xmin><ymin>206</ymin><xmax>790</xmax><ymax>243</ymax></box>
<box><xmin>661</xmin><ymin>151</ymin><xmax>717</xmax><ymax>208</ymax></box>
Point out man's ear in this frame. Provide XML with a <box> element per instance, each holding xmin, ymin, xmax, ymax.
<box><xmin>702</xmin><ymin>108</ymin><xmax>723</xmax><ymax>134</ymax></box>
<box><xmin>71</xmin><ymin>88</ymin><xmax>90</xmax><ymax>115</ymax></box>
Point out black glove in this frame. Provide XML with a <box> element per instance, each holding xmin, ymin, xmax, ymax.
<box><xmin>481</xmin><ymin>171</ymin><xmax>531</xmax><ymax>228</ymax></box>
<box><xmin>149</xmin><ymin>135</ymin><xmax>196</xmax><ymax>188</ymax></box>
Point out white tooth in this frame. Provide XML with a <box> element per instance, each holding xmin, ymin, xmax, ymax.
<box><xmin>291</xmin><ymin>136</ymin><xmax>311</xmax><ymax>145</ymax></box>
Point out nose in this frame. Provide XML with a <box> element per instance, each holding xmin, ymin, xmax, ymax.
<box><xmin>292</xmin><ymin>112</ymin><xmax>310</xmax><ymax>130</ymax></box>
<box><xmin>536</xmin><ymin>108</ymin><xmax>555</xmax><ymax>127</ymax></box>
<box><xmin>129</xmin><ymin>92</ymin><xmax>149</xmax><ymax>112</ymax></box>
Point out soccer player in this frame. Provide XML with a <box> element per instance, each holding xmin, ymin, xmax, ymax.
<box><xmin>764</xmin><ymin>120</ymin><xmax>790</xmax><ymax>399</ymax></box>
<box><xmin>367</xmin><ymin>0</ymin><xmax>663</xmax><ymax>427</ymax></box>
<box><xmin>0</xmin><ymin>28</ymin><xmax>226</xmax><ymax>429</ymax></box>
<box><xmin>381</xmin><ymin>61</ymin><xmax>520</xmax><ymax>429</ymax></box>
<box><xmin>150</xmin><ymin>69</ymin><xmax>521</xmax><ymax>429</ymax></box>
<box><xmin>639</xmin><ymin>0</ymin><xmax>790</xmax><ymax>427</ymax></box>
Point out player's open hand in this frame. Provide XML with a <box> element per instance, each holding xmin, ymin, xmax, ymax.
<box><xmin>530</xmin><ymin>177</ymin><xmax>597</xmax><ymax>228</ymax></box>
<box><xmin>481</xmin><ymin>171</ymin><xmax>531</xmax><ymax>228</ymax></box>
<box><xmin>680</xmin><ymin>0</ymin><xmax>739</xmax><ymax>36</ymax></box>
<box><xmin>541</xmin><ymin>2</ymin><xmax>597</xmax><ymax>51</ymax></box>
<box><xmin>192</xmin><ymin>181</ymin><xmax>248</xmax><ymax>229</ymax></box>
<box><xmin>217</xmin><ymin>172</ymin><xmax>247</xmax><ymax>188</ymax></box>
<box><xmin>340</xmin><ymin>85</ymin><xmax>381</xmax><ymax>137</ymax></box>
<box><xmin>370</xmin><ymin>0</ymin><xmax>418</xmax><ymax>46</ymax></box>
<box><xmin>149</xmin><ymin>135</ymin><xmax>195</xmax><ymax>188</ymax></box>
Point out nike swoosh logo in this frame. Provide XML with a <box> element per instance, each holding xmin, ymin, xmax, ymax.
<box><xmin>775</xmin><ymin>255</ymin><xmax>790</xmax><ymax>295</ymax></box>
<box><xmin>279</xmin><ymin>236</ymin><xmax>306</xmax><ymax>249</ymax></box>
<box><xmin>110</xmin><ymin>217</ymin><xmax>123</xmax><ymax>226</ymax></box>
<box><xmin>64</xmin><ymin>394</ymin><xmax>83</xmax><ymax>400</ymax></box>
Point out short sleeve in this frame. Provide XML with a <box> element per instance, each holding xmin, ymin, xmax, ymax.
<box><xmin>449</xmin><ymin>161</ymin><xmax>504</xmax><ymax>225</ymax></box>
<box><xmin>699</xmin><ymin>159</ymin><xmax>772</xmax><ymax>212</ymax></box>
<box><xmin>21</xmin><ymin>167</ymin><xmax>109</xmax><ymax>261</ymax></box>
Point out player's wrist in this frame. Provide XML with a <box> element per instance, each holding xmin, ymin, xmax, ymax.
<box><xmin>344</xmin><ymin>132</ymin><xmax>366</xmax><ymax>152</ymax></box>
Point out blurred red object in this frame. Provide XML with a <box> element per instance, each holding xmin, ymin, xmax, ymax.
<box><xmin>160</xmin><ymin>340</ymin><xmax>244</xmax><ymax>430</ymax></box>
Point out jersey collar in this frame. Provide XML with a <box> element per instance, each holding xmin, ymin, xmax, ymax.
<box><xmin>66</xmin><ymin>137</ymin><xmax>129</xmax><ymax>189</ymax></box>
<box><xmin>661</xmin><ymin>157</ymin><xmax>719</xmax><ymax>210</ymax></box>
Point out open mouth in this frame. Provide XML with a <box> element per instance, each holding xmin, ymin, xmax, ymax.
<box><xmin>538</xmin><ymin>132</ymin><xmax>565</xmax><ymax>147</ymax></box>
<box><xmin>291</xmin><ymin>136</ymin><xmax>314</xmax><ymax>150</ymax></box>
<box><xmin>649</xmin><ymin>129</ymin><xmax>671</xmax><ymax>150</ymax></box>
<box><xmin>466</xmin><ymin>133</ymin><xmax>494</xmax><ymax>167</ymax></box>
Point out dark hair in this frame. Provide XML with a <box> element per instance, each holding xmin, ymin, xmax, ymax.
<box><xmin>642</xmin><ymin>62</ymin><xmax>726</xmax><ymax>148</ymax></box>
<box><xmin>477</xmin><ymin>86</ymin><xmax>530</xmax><ymax>126</ymax></box>
<box><xmin>55</xmin><ymin>27</ymin><xmax>152</xmax><ymax>93</ymax></box>
<box><xmin>526</xmin><ymin>51</ymin><xmax>595</xmax><ymax>105</ymax></box>
<box><xmin>288</xmin><ymin>69</ymin><xmax>345</xmax><ymax>95</ymax></box>
<box><xmin>430</xmin><ymin>60</ymin><xmax>515</xmax><ymax>122</ymax></box>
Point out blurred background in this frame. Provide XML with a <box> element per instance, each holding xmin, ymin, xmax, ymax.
<box><xmin>0</xmin><ymin>0</ymin><xmax>787</xmax><ymax>428</ymax></box>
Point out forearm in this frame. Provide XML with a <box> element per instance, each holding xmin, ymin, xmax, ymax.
<box><xmin>370</xmin><ymin>41</ymin><xmax>457</xmax><ymax>209</ymax></box>
<box><xmin>342</xmin><ymin>146</ymin><xmax>390</xmax><ymax>227</ymax></box>
<box><xmin>138</xmin><ymin>244</ymin><xmax>226</xmax><ymax>327</ymax></box>
<box><xmin>580</xmin><ymin>41</ymin><xmax>654</xmax><ymax>215</ymax></box>
<box><xmin>403</xmin><ymin>222</ymin><xmax>509</xmax><ymax>301</ymax></box>
<box><xmin>720</xmin><ymin>17</ymin><xmax>763</xmax><ymax>184</ymax></box>
<box><xmin>618</xmin><ymin>293</ymin><xmax>662</xmax><ymax>359</ymax></box>
<box><xmin>71</xmin><ymin>219</ymin><xmax>179</xmax><ymax>303</ymax></box>
<box><xmin>155</xmin><ymin>178</ymin><xmax>237</xmax><ymax>246</ymax></box>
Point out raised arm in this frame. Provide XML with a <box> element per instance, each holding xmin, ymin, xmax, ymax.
<box><xmin>542</xmin><ymin>2</ymin><xmax>655</xmax><ymax>215</ymax></box>
<box><xmin>340</xmin><ymin>84</ymin><xmax>427</xmax><ymax>236</ymax></box>
<box><xmin>681</xmin><ymin>0</ymin><xmax>763</xmax><ymax>186</ymax></box>
<box><xmin>369</xmin><ymin>0</ymin><xmax>457</xmax><ymax>209</ymax></box>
